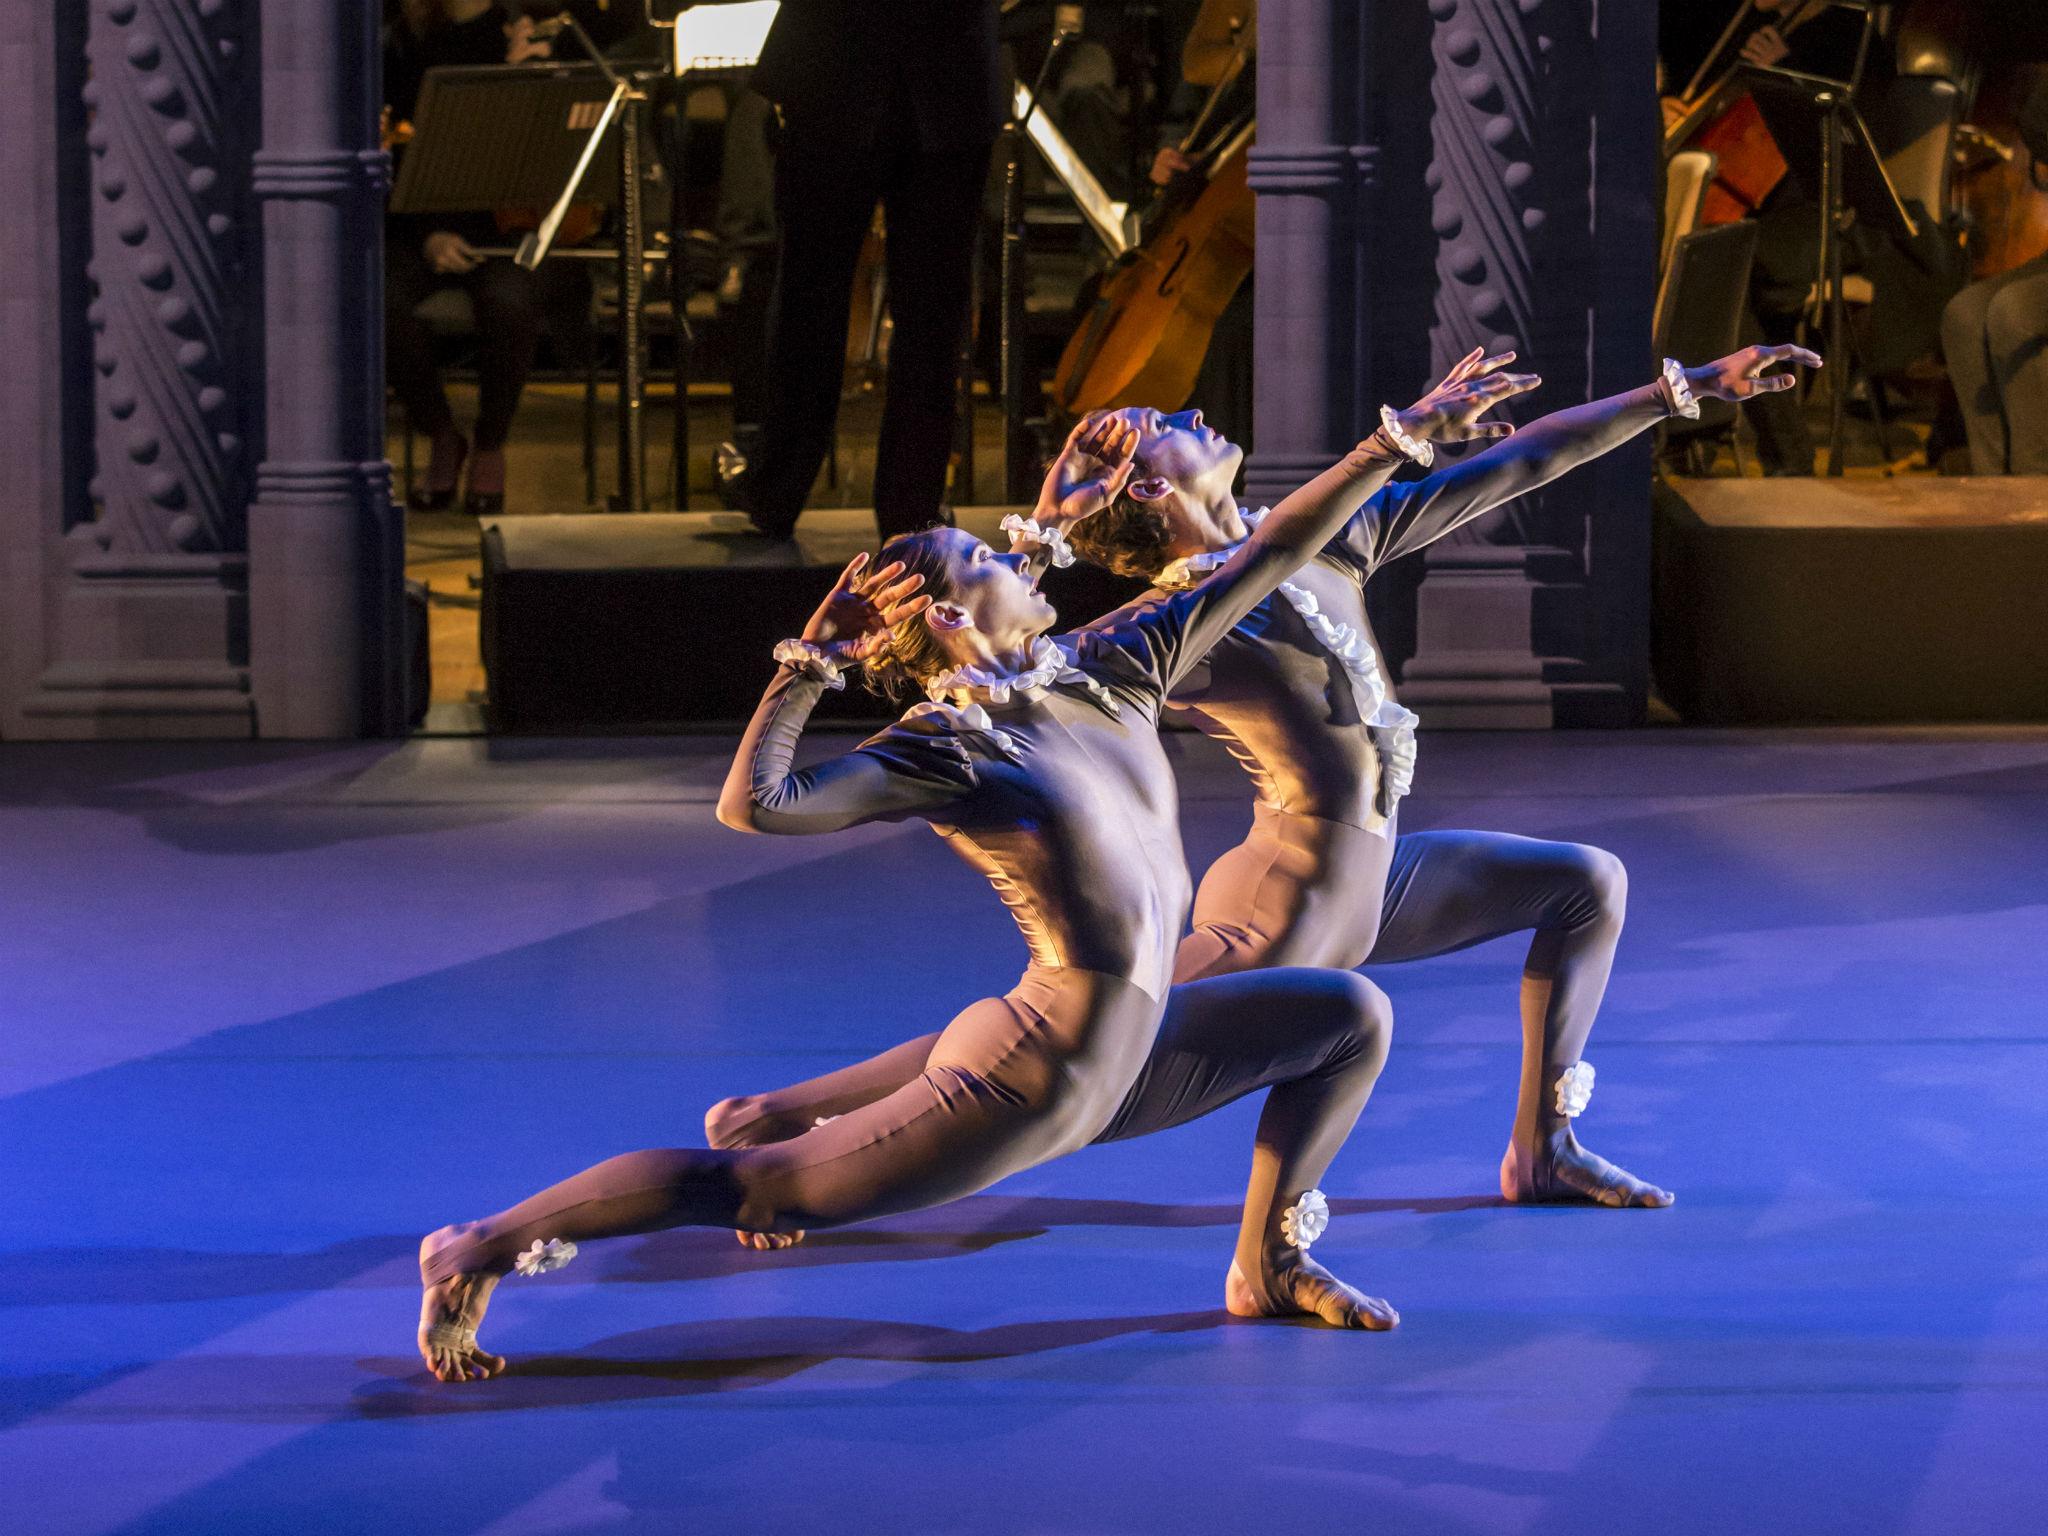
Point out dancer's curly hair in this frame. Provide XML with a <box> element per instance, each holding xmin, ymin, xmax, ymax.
<box><xmin>860</xmin><ymin>524</ymin><xmax>959</xmax><ymax>703</ymax></box>
<box><xmin>1063</xmin><ymin>453</ymin><xmax>1175</xmax><ymax>580</ymax></box>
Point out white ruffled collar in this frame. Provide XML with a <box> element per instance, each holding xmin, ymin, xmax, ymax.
<box><xmin>1151</xmin><ymin>507</ymin><xmax>1421</xmax><ymax>816</ymax></box>
<box><xmin>1155</xmin><ymin>507</ymin><xmax>1268</xmax><ymax>592</ymax></box>
<box><xmin>926</xmin><ymin>635</ymin><xmax>1118</xmax><ymax>715</ymax></box>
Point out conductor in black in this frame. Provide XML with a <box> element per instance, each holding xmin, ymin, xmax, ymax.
<box><xmin>741</xmin><ymin>0</ymin><xmax>1005</xmax><ymax>541</ymax></box>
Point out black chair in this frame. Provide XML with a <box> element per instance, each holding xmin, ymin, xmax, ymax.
<box><xmin>1654</xmin><ymin>220</ymin><xmax>1762</xmax><ymax>474</ymax></box>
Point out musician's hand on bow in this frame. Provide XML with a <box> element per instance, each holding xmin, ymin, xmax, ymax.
<box><xmin>505</xmin><ymin>15</ymin><xmax>554</xmax><ymax>64</ymax></box>
<box><xmin>424</xmin><ymin>231</ymin><xmax>482</xmax><ymax>275</ymax></box>
<box><xmin>1150</xmin><ymin>147</ymin><xmax>1195</xmax><ymax>187</ymax></box>
<box><xmin>1034</xmin><ymin>411</ymin><xmax>1141</xmax><ymax>529</ymax></box>
<box><xmin>1688</xmin><ymin>344</ymin><xmax>1823</xmax><ymax>401</ymax></box>
<box><xmin>1393</xmin><ymin>347</ymin><xmax>1542</xmax><ymax>445</ymax></box>
<box><xmin>1740</xmin><ymin>24</ymin><xmax>1792</xmax><ymax>69</ymax></box>
<box><xmin>802</xmin><ymin>554</ymin><xmax>932</xmax><ymax>664</ymax></box>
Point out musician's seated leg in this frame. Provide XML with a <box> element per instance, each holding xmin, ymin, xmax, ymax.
<box><xmin>1983</xmin><ymin>254</ymin><xmax>2048</xmax><ymax>476</ymax></box>
<box><xmin>385</xmin><ymin>232</ymin><xmax>464</xmax><ymax>506</ymax></box>
<box><xmin>463</xmin><ymin>258</ymin><xmax>548</xmax><ymax>511</ymax></box>
<box><xmin>1942</xmin><ymin>272</ymin><xmax>2007</xmax><ymax>475</ymax></box>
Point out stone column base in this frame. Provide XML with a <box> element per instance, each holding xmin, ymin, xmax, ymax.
<box><xmin>1399</xmin><ymin>543</ymin><xmax>1625</xmax><ymax>728</ymax></box>
<box><xmin>16</xmin><ymin>549</ymin><xmax>253</xmax><ymax>738</ymax></box>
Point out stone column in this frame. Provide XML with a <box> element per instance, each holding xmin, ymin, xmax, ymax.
<box><xmin>0</xmin><ymin>1</ymin><xmax>88</xmax><ymax>737</ymax></box>
<box><xmin>1245</xmin><ymin>0</ymin><xmax>1374</xmax><ymax>508</ymax></box>
<box><xmin>247</xmin><ymin>0</ymin><xmax>403</xmax><ymax>737</ymax></box>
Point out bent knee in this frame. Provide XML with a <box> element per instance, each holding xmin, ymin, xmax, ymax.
<box><xmin>1321</xmin><ymin>969</ymin><xmax>1394</xmax><ymax>1068</ymax></box>
<box><xmin>1563</xmin><ymin>843</ymin><xmax>1628</xmax><ymax>922</ymax></box>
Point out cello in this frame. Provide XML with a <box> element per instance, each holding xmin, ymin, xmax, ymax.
<box><xmin>1895</xmin><ymin>0</ymin><xmax>2048</xmax><ymax>281</ymax></box>
<box><xmin>1048</xmin><ymin>28</ymin><xmax>1255</xmax><ymax>418</ymax></box>
<box><xmin>1663</xmin><ymin>0</ymin><xmax>1851</xmax><ymax>227</ymax></box>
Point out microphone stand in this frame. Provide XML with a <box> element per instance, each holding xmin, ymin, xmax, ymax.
<box><xmin>1000</xmin><ymin>19</ymin><xmax>1078</xmax><ymax>501</ymax></box>
<box><xmin>517</xmin><ymin>12</ymin><xmax>651</xmax><ymax>511</ymax></box>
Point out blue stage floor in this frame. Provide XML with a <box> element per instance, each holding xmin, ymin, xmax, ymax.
<box><xmin>5</xmin><ymin>728</ymin><xmax>2046</xmax><ymax>1535</ymax></box>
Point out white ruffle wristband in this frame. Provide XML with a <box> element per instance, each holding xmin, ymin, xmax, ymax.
<box><xmin>1280</xmin><ymin>1189</ymin><xmax>1331</xmax><ymax>1250</ymax></box>
<box><xmin>1377</xmin><ymin>405</ymin><xmax>1436</xmax><ymax>468</ymax></box>
<box><xmin>999</xmin><ymin>512</ymin><xmax>1076</xmax><ymax>569</ymax></box>
<box><xmin>772</xmin><ymin>638</ymin><xmax>848</xmax><ymax>690</ymax></box>
<box><xmin>1553</xmin><ymin>1060</ymin><xmax>1596</xmax><ymax>1119</ymax></box>
<box><xmin>1660</xmin><ymin>358</ymin><xmax>1701</xmax><ymax>420</ymax></box>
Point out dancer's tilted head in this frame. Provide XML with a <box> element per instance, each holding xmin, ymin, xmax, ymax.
<box><xmin>1066</xmin><ymin>406</ymin><xmax>1248</xmax><ymax>580</ymax></box>
<box><xmin>864</xmin><ymin>525</ymin><xmax>1058</xmax><ymax>699</ymax></box>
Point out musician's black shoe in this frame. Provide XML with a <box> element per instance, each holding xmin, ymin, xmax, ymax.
<box><xmin>463</xmin><ymin>491</ymin><xmax>505</xmax><ymax>517</ymax></box>
<box><xmin>407</xmin><ymin>431</ymin><xmax>468</xmax><ymax>512</ymax></box>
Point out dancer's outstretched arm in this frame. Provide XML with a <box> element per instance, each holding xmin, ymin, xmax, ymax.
<box><xmin>1343</xmin><ymin>343</ymin><xmax>1822</xmax><ymax>575</ymax></box>
<box><xmin>718</xmin><ymin>555</ymin><xmax>963</xmax><ymax>836</ymax></box>
<box><xmin>1083</xmin><ymin>363</ymin><xmax>1539</xmax><ymax>696</ymax></box>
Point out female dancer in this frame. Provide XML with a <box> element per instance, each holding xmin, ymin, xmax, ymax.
<box><xmin>414</xmin><ymin>363</ymin><xmax>1533</xmax><ymax>1382</ymax></box>
<box><xmin>713</xmin><ymin>344</ymin><xmax>1816</xmax><ymax>1222</ymax></box>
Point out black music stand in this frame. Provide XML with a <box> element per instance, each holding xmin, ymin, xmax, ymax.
<box><xmin>1746</xmin><ymin>62</ymin><xmax>1918</xmax><ymax>475</ymax></box>
<box><xmin>395</xmin><ymin>56</ymin><xmax>666</xmax><ymax>512</ymax></box>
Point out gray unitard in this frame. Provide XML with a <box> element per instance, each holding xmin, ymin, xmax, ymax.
<box><xmin>722</xmin><ymin>386</ymin><xmax>1671</xmax><ymax>1173</ymax></box>
<box><xmin>423</xmin><ymin>448</ymin><xmax>1403</xmax><ymax>1293</ymax></box>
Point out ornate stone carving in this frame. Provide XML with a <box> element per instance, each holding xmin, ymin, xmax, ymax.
<box><xmin>80</xmin><ymin>0</ymin><xmax>248</xmax><ymax>557</ymax></box>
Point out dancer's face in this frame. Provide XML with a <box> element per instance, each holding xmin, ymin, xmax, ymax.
<box><xmin>1105</xmin><ymin>406</ymin><xmax>1246</xmax><ymax>551</ymax></box>
<box><xmin>923</xmin><ymin>528</ymin><xmax>1057</xmax><ymax>651</ymax></box>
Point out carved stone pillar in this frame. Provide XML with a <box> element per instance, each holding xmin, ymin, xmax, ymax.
<box><xmin>12</xmin><ymin>0</ymin><xmax>259</xmax><ymax>735</ymax></box>
<box><xmin>247</xmin><ymin>0</ymin><xmax>402</xmax><ymax>737</ymax></box>
<box><xmin>1364</xmin><ymin>0</ymin><xmax>1656</xmax><ymax>726</ymax></box>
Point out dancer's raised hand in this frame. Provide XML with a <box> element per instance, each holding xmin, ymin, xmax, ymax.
<box><xmin>1393</xmin><ymin>347</ymin><xmax>1543</xmax><ymax>446</ymax></box>
<box><xmin>1034</xmin><ymin>411</ymin><xmax>1142</xmax><ymax>530</ymax></box>
<box><xmin>1685</xmin><ymin>343</ymin><xmax>1823</xmax><ymax>401</ymax></box>
<box><xmin>801</xmin><ymin>553</ymin><xmax>932</xmax><ymax>662</ymax></box>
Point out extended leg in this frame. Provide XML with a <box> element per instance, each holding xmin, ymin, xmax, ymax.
<box><xmin>1095</xmin><ymin>968</ymin><xmax>1398</xmax><ymax>1329</ymax></box>
<box><xmin>1369</xmin><ymin>830</ymin><xmax>1670</xmax><ymax>1208</ymax></box>
<box><xmin>418</xmin><ymin>976</ymin><xmax>1153</xmax><ymax>1380</ymax></box>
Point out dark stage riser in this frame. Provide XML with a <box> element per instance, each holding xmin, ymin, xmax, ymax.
<box><xmin>1653</xmin><ymin>476</ymin><xmax>2048</xmax><ymax>724</ymax></box>
<box><xmin>481</xmin><ymin>510</ymin><xmax>1146</xmax><ymax>731</ymax></box>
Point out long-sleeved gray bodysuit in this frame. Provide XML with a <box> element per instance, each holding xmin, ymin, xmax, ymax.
<box><xmin>719</xmin><ymin>387</ymin><xmax>1672</xmax><ymax>1191</ymax></box>
<box><xmin>422</xmin><ymin>448</ymin><xmax>1406</xmax><ymax>1295</ymax></box>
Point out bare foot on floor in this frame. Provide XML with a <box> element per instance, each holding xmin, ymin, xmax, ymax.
<box><xmin>1501</xmin><ymin>1129</ymin><xmax>1674</xmax><ymax>1208</ymax></box>
<box><xmin>735</xmin><ymin>1228</ymin><xmax>805</xmax><ymax>1250</ymax></box>
<box><xmin>1226</xmin><ymin>1256</ymin><xmax>1399</xmax><ymax>1330</ymax></box>
<box><xmin>417</xmin><ymin>1225</ymin><xmax>507</xmax><ymax>1383</ymax></box>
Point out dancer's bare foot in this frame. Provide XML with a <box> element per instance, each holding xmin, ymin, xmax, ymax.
<box><xmin>1501</xmin><ymin>1127</ymin><xmax>1674</xmax><ymax>1208</ymax></box>
<box><xmin>417</xmin><ymin>1224</ymin><xmax>507</xmax><ymax>1383</ymax></box>
<box><xmin>1226</xmin><ymin>1255</ymin><xmax>1399</xmax><ymax>1330</ymax></box>
<box><xmin>705</xmin><ymin>1097</ymin><xmax>808</xmax><ymax>1249</ymax></box>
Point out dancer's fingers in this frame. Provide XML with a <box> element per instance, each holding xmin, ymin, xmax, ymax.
<box><xmin>831</xmin><ymin>551</ymin><xmax>869</xmax><ymax>595</ymax></box>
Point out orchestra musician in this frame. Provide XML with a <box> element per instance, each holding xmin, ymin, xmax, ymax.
<box><xmin>1660</xmin><ymin>2</ymin><xmax>1920</xmax><ymax>475</ymax></box>
<box><xmin>1141</xmin><ymin>0</ymin><xmax>1257</xmax><ymax>456</ymax></box>
<box><xmin>383</xmin><ymin>1</ymin><xmax>607</xmax><ymax>515</ymax></box>
<box><xmin>736</xmin><ymin>0</ymin><xmax>1006</xmax><ymax>542</ymax></box>
<box><xmin>1940</xmin><ymin>76</ymin><xmax>2048</xmax><ymax>475</ymax></box>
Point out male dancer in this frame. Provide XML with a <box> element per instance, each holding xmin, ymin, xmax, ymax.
<box><xmin>709</xmin><ymin>343</ymin><xmax>1817</xmax><ymax>1225</ymax></box>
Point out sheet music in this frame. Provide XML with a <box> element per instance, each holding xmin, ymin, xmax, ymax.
<box><xmin>671</xmin><ymin>0</ymin><xmax>780</xmax><ymax>74</ymax></box>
